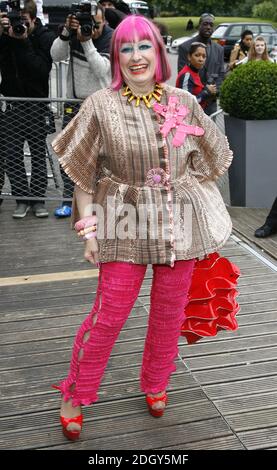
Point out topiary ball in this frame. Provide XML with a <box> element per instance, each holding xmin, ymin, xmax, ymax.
<box><xmin>220</xmin><ymin>61</ymin><xmax>277</xmax><ymax>120</ymax></box>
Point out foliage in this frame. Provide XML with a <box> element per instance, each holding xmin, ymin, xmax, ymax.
<box><xmin>150</xmin><ymin>0</ymin><xmax>252</xmax><ymax>16</ymax></box>
<box><xmin>252</xmin><ymin>1</ymin><xmax>277</xmax><ymax>21</ymax></box>
<box><xmin>150</xmin><ymin>0</ymin><xmax>277</xmax><ymax>18</ymax></box>
<box><xmin>220</xmin><ymin>61</ymin><xmax>277</xmax><ymax>119</ymax></box>
<box><xmin>232</xmin><ymin>0</ymin><xmax>262</xmax><ymax>17</ymax></box>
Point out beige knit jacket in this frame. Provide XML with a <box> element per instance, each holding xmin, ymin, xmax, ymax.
<box><xmin>229</xmin><ymin>44</ymin><xmax>247</xmax><ymax>70</ymax></box>
<box><xmin>52</xmin><ymin>84</ymin><xmax>233</xmax><ymax>265</ymax></box>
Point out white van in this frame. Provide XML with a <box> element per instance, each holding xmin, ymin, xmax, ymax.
<box><xmin>124</xmin><ymin>1</ymin><xmax>151</xmax><ymax>17</ymax></box>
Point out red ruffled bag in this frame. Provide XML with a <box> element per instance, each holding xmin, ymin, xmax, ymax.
<box><xmin>181</xmin><ymin>252</ymin><xmax>240</xmax><ymax>344</ymax></box>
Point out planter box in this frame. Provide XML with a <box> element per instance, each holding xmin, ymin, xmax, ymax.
<box><xmin>224</xmin><ymin>115</ymin><xmax>276</xmax><ymax>208</ymax></box>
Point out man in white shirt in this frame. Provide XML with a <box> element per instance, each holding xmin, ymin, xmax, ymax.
<box><xmin>50</xmin><ymin>3</ymin><xmax>113</xmax><ymax>217</ymax></box>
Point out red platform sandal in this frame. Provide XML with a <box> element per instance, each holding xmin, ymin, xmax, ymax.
<box><xmin>146</xmin><ymin>392</ymin><xmax>168</xmax><ymax>418</ymax></box>
<box><xmin>52</xmin><ymin>384</ymin><xmax>83</xmax><ymax>441</ymax></box>
<box><xmin>60</xmin><ymin>414</ymin><xmax>83</xmax><ymax>441</ymax></box>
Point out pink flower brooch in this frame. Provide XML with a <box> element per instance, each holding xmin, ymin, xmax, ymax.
<box><xmin>153</xmin><ymin>95</ymin><xmax>204</xmax><ymax>147</ymax></box>
<box><xmin>146</xmin><ymin>168</ymin><xmax>169</xmax><ymax>187</ymax></box>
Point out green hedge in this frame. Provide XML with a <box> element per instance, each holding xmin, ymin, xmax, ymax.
<box><xmin>220</xmin><ymin>61</ymin><xmax>277</xmax><ymax>120</ymax></box>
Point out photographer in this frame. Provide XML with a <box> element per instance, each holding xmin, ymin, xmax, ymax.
<box><xmin>0</xmin><ymin>0</ymin><xmax>55</xmax><ymax>218</ymax></box>
<box><xmin>99</xmin><ymin>0</ymin><xmax>129</xmax><ymax>30</ymax></box>
<box><xmin>50</xmin><ymin>2</ymin><xmax>113</xmax><ymax>218</ymax></box>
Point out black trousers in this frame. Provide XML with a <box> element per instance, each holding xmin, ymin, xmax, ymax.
<box><xmin>266</xmin><ymin>197</ymin><xmax>277</xmax><ymax>228</ymax></box>
<box><xmin>60</xmin><ymin>102</ymin><xmax>81</xmax><ymax>205</ymax></box>
<box><xmin>0</xmin><ymin>109</ymin><xmax>5</xmax><ymax>204</ymax></box>
<box><xmin>2</xmin><ymin>102</ymin><xmax>48</xmax><ymax>204</ymax></box>
<box><xmin>205</xmin><ymin>100</ymin><xmax>217</xmax><ymax>116</ymax></box>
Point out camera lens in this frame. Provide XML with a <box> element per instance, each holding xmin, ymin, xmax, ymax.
<box><xmin>81</xmin><ymin>24</ymin><xmax>92</xmax><ymax>36</ymax></box>
<box><xmin>12</xmin><ymin>23</ymin><xmax>26</xmax><ymax>35</ymax></box>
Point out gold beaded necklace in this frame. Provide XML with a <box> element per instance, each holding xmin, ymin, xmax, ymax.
<box><xmin>122</xmin><ymin>83</ymin><xmax>163</xmax><ymax>108</ymax></box>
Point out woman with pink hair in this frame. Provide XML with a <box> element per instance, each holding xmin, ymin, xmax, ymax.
<box><xmin>52</xmin><ymin>14</ymin><xmax>237</xmax><ymax>441</ymax></box>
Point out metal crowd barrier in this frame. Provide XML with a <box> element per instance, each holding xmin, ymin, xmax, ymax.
<box><xmin>0</xmin><ymin>96</ymin><xmax>82</xmax><ymax>203</ymax></box>
<box><xmin>0</xmin><ymin>97</ymin><xmax>229</xmax><ymax>205</ymax></box>
<box><xmin>210</xmin><ymin>108</ymin><xmax>231</xmax><ymax>206</ymax></box>
<box><xmin>49</xmin><ymin>61</ymin><xmax>69</xmax><ymax>114</ymax></box>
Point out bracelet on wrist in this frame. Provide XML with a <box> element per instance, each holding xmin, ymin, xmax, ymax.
<box><xmin>78</xmin><ymin>225</ymin><xmax>97</xmax><ymax>236</ymax></box>
<box><xmin>83</xmin><ymin>230</ymin><xmax>97</xmax><ymax>241</ymax></box>
<box><xmin>74</xmin><ymin>215</ymin><xmax>98</xmax><ymax>241</ymax></box>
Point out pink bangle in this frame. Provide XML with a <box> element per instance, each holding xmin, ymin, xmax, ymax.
<box><xmin>74</xmin><ymin>215</ymin><xmax>98</xmax><ymax>232</ymax></box>
<box><xmin>83</xmin><ymin>230</ymin><xmax>97</xmax><ymax>241</ymax></box>
<box><xmin>78</xmin><ymin>225</ymin><xmax>97</xmax><ymax>236</ymax></box>
<box><xmin>74</xmin><ymin>215</ymin><xmax>98</xmax><ymax>241</ymax></box>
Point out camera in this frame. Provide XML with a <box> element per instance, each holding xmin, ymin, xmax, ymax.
<box><xmin>0</xmin><ymin>0</ymin><xmax>26</xmax><ymax>36</ymax></box>
<box><xmin>70</xmin><ymin>1</ymin><xmax>98</xmax><ymax>37</ymax></box>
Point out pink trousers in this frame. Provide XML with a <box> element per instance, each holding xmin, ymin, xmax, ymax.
<box><xmin>55</xmin><ymin>260</ymin><xmax>195</xmax><ymax>407</ymax></box>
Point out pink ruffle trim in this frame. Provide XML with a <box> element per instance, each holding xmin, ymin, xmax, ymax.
<box><xmin>181</xmin><ymin>252</ymin><xmax>240</xmax><ymax>344</ymax></box>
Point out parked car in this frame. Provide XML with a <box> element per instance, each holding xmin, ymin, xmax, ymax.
<box><xmin>256</xmin><ymin>32</ymin><xmax>277</xmax><ymax>54</ymax></box>
<box><xmin>170</xmin><ymin>32</ymin><xmax>198</xmax><ymax>54</ymax></box>
<box><xmin>123</xmin><ymin>0</ymin><xmax>151</xmax><ymax>17</ymax></box>
<box><xmin>270</xmin><ymin>46</ymin><xmax>277</xmax><ymax>63</ymax></box>
<box><xmin>211</xmin><ymin>22</ymin><xmax>277</xmax><ymax>60</ymax></box>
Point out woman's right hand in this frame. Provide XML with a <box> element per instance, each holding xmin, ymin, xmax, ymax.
<box><xmin>84</xmin><ymin>238</ymin><xmax>99</xmax><ymax>265</ymax></box>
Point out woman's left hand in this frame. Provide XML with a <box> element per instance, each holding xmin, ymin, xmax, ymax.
<box><xmin>84</xmin><ymin>238</ymin><xmax>99</xmax><ymax>266</ymax></box>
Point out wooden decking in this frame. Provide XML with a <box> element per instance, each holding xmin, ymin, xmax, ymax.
<box><xmin>0</xmin><ymin>201</ymin><xmax>277</xmax><ymax>450</ymax></box>
<box><xmin>228</xmin><ymin>206</ymin><xmax>277</xmax><ymax>261</ymax></box>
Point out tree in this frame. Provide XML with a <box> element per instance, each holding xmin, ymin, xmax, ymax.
<box><xmin>253</xmin><ymin>1</ymin><xmax>277</xmax><ymax>21</ymax></box>
<box><xmin>149</xmin><ymin>0</ymin><xmax>244</xmax><ymax>16</ymax></box>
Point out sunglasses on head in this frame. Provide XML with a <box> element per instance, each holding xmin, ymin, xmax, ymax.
<box><xmin>191</xmin><ymin>42</ymin><xmax>207</xmax><ymax>48</ymax></box>
<box><xmin>200</xmin><ymin>13</ymin><xmax>215</xmax><ymax>21</ymax></box>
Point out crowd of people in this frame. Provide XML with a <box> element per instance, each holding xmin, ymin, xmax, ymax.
<box><xmin>0</xmin><ymin>0</ymin><xmax>55</xmax><ymax>218</ymax></box>
<box><xmin>50</xmin><ymin>2</ymin><xmax>114</xmax><ymax>217</ymax></box>
<box><xmin>0</xmin><ymin>0</ymin><xmax>129</xmax><ymax>218</ymax></box>
<box><xmin>0</xmin><ymin>2</ymin><xmax>276</xmax><ymax>237</ymax></box>
<box><xmin>176</xmin><ymin>15</ymin><xmax>276</xmax><ymax>239</ymax></box>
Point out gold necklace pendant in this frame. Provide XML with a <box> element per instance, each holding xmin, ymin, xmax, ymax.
<box><xmin>122</xmin><ymin>83</ymin><xmax>163</xmax><ymax>108</ymax></box>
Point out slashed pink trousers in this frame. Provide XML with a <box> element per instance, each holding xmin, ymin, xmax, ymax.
<box><xmin>55</xmin><ymin>260</ymin><xmax>195</xmax><ymax>407</ymax></box>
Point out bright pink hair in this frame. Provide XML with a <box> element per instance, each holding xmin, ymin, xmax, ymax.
<box><xmin>110</xmin><ymin>15</ymin><xmax>171</xmax><ymax>90</ymax></box>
